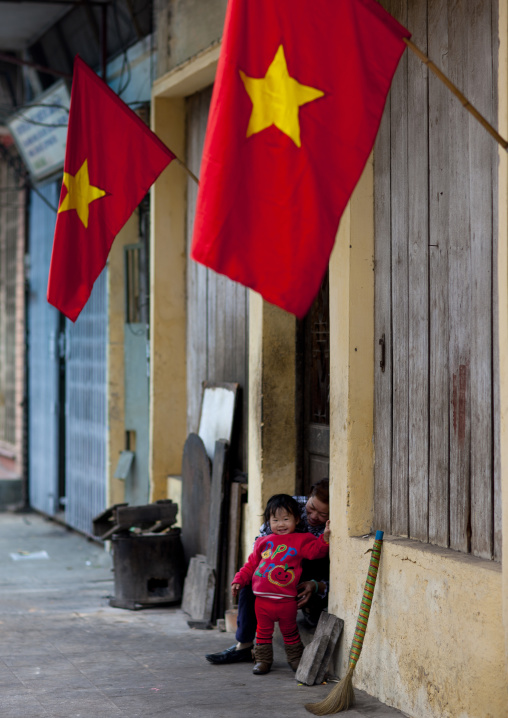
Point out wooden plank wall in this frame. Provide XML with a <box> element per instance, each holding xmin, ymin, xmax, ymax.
<box><xmin>186</xmin><ymin>88</ymin><xmax>249</xmax><ymax>470</ymax></box>
<box><xmin>374</xmin><ymin>0</ymin><xmax>500</xmax><ymax>560</ymax></box>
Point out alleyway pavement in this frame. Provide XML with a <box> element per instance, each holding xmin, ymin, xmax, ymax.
<box><xmin>0</xmin><ymin>511</ymin><xmax>409</xmax><ymax>718</ymax></box>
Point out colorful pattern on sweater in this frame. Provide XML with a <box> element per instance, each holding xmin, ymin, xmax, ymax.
<box><xmin>233</xmin><ymin>532</ymin><xmax>329</xmax><ymax>600</ymax></box>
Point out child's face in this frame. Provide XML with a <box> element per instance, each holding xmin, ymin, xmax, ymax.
<box><xmin>269</xmin><ymin>508</ymin><xmax>299</xmax><ymax>535</ymax></box>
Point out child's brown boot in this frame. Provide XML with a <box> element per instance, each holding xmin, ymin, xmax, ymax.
<box><xmin>252</xmin><ymin>643</ymin><xmax>273</xmax><ymax>674</ymax></box>
<box><xmin>285</xmin><ymin>640</ymin><xmax>304</xmax><ymax>671</ymax></box>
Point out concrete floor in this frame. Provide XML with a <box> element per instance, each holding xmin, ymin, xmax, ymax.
<box><xmin>0</xmin><ymin>511</ymin><xmax>410</xmax><ymax>718</ymax></box>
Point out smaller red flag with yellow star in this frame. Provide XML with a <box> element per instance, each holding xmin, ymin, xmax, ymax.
<box><xmin>47</xmin><ymin>55</ymin><xmax>175</xmax><ymax>321</ymax></box>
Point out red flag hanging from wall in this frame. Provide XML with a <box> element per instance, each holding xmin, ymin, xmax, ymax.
<box><xmin>191</xmin><ymin>0</ymin><xmax>410</xmax><ymax>318</ymax></box>
<box><xmin>47</xmin><ymin>55</ymin><xmax>175</xmax><ymax>322</ymax></box>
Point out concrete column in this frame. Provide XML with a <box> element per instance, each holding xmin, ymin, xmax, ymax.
<box><xmin>245</xmin><ymin>293</ymin><xmax>297</xmax><ymax>548</ymax></box>
<box><xmin>326</xmin><ymin>155</ymin><xmax>379</xmax><ymax>691</ymax></box>
<box><xmin>149</xmin><ymin>95</ymin><xmax>187</xmax><ymax>501</ymax></box>
<box><xmin>328</xmin><ymin>155</ymin><xmax>375</xmax><ymax>537</ymax></box>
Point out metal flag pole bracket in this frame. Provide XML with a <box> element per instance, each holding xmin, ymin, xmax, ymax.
<box><xmin>404</xmin><ymin>38</ymin><xmax>508</xmax><ymax>151</ymax></box>
<box><xmin>175</xmin><ymin>157</ymin><xmax>200</xmax><ymax>185</ymax></box>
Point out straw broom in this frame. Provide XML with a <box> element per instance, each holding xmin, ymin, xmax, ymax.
<box><xmin>305</xmin><ymin>530</ymin><xmax>384</xmax><ymax>715</ymax></box>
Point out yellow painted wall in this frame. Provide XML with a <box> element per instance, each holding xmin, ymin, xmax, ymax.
<box><xmin>148</xmin><ymin>27</ymin><xmax>508</xmax><ymax>717</ymax></box>
<box><xmin>150</xmin><ymin>46</ymin><xmax>220</xmax><ymax>501</ymax></box>
<box><xmin>331</xmin><ymin>536</ymin><xmax>503</xmax><ymax>718</ymax></box>
<box><xmin>327</xmin><ymin>152</ymin><xmax>507</xmax><ymax>716</ymax></box>
<box><xmin>150</xmin><ymin>97</ymin><xmax>187</xmax><ymax>501</ymax></box>
<box><xmin>107</xmin><ymin>213</ymin><xmax>139</xmax><ymax>507</ymax></box>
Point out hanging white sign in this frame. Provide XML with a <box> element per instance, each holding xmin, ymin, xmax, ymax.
<box><xmin>7</xmin><ymin>80</ymin><xmax>70</xmax><ymax>181</ymax></box>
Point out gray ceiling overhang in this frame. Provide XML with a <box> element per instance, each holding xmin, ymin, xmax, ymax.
<box><xmin>0</xmin><ymin>1</ymin><xmax>86</xmax><ymax>51</ymax></box>
<box><xmin>0</xmin><ymin>3</ymin><xmax>70</xmax><ymax>51</ymax></box>
<box><xmin>0</xmin><ymin>0</ymin><xmax>150</xmax><ymax>82</ymax></box>
<box><xmin>0</xmin><ymin>0</ymin><xmax>150</xmax><ymax>124</ymax></box>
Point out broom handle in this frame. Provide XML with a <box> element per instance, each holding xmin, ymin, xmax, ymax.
<box><xmin>348</xmin><ymin>530</ymin><xmax>384</xmax><ymax>669</ymax></box>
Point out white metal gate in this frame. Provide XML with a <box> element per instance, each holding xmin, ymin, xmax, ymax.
<box><xmin>64</xmin><ymin>269</ymin><xmax>108</xmax><ymax>536</ymax></box>
<box><xmin>28</xmin><ymin>182</ymin><xmax>60</xmax><ymax>516</ymax></box>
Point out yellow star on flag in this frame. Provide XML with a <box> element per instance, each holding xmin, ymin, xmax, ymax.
<box><xmin>239</xmin><ymin>45</ymin><xmax>324</xmax><ymax>148</ymax></box>
<box><xmin>58</xmin><ymin>159</ymin><xmax>106</xmax><ymax>228</ymax></box>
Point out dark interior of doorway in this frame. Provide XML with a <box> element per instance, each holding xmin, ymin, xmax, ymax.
<box><xmin>296</xmin><ymin>270</ymin><xmax>330</xmax><ymax>497</ymax></box>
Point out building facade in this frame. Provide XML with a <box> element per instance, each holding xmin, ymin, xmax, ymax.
<box><xmin>149</xmin><ymin>1</ymin><xmax>507</xmax><ymax>717</ymax></box>
<box><xmin>0</xmin><ymin>1</ymin><xmax>506</xmax><ymax>715</ymax></box>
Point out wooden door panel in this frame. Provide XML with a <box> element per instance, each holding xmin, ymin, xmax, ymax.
<box><xmin>186</xmin><ymin>87</ymin><xmax>249</xmax><ymax>470</ymax></box>
<box><xmin>428</xmin><ymin>0</ymin><xmax>451</xmax><ymax>548</ymax></box>
<box><xmin>374</xmin><ymin>0</ymin><xmax>499</xmax><ymax>560</ymax></box>
<box><xmin>407</xmin><ymin>0</ymin><xmax>430</xmax><ymax>542</ymax></box>
<box><xmin>373</xmin><ymin>2</ymin><xmax>393</xmax><ymax>532</ymax></box>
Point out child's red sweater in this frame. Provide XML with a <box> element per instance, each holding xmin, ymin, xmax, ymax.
<box><xmin>232</xmin><ymin>532</ymin><xmax>329</xmax><ymax>600</ymax></box>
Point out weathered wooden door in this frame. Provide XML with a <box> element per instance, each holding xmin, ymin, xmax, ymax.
<box><xmin>374</xmin><ymin>0</ymin><xmax>500</xmax><ymax>560</ymax></box>
<box><xmin>186</xmin><ymin>87</ymin><xmax>249</xmax><ymax>470</ymax></box>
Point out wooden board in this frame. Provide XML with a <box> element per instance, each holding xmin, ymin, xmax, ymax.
<box><xmin>428</xmin><ymin>0</ymin><xmax>450</xmax><ymax>548</ymax></box>
<box><xmin>226</xmin><ymin>482</ymin><xmax>244</xmax><ymax>610</ymax></box>
<box><xmin>389</xmin><ymin>0</ymin><xmax>409</xmax><ymax>539</ymax></box>
<box><xmin>198</xmin><ymin>383</ymin><xmax>238</xmax><ymax>461</ymax></box>
<box><xmin>181</xmin><ymin>554</ymin><xmax>215</xmax><ymax>625</ymax></box>
<box><xmin>207</xmin><ymin>439</ymin><xmax>230</xmax><ymax>572</ymax></box>
<box><xmin>407</xmin><ymin>0</ymin><xmax>429</xmax><ymax>543</ymax></box>
<box><xmin>491</xmin><ymin>1</ymin><xmax>502</xmax><ymax>563</ymax></box>
<box><xmin>373</xmin><ymin>0</ymin><xmax>393</xmax><ymax>535</ymax></box>
<box><xmin>180</xmin><ymin>433</ymin><xmax>211</xmax><ymax>564</ymax></box>
<box><xmin>447</xmin><ymin>0</ymin><xmax>472</xmax><ymax>554</ymax></box>
<box><xmin>314</xmin><ymin>614</ymin><xmax>345</xmax><ymax>685</ymax></box>
<box><xmin>295</xmin><ymin>612</ymin><xmax>343</xmax><ymax>686</ymax></box>
<box><xmin>115</xmin><ymin>501</ymin><xmax>178</xmax><ymax>528</ymax></box>
<box><xmin>467</xmin><ymin>0</ymin><xmax>494</xmax><ymax>560</ymax></box>
<box><xmin>295</xmin><ymin>635</ymin><xmax>329</xmax><ymax>687</ymax></box>
<box><xmin>208</xmin><ymin>439</ymin><xmax>231</xmax><ymax>622</ymax></box>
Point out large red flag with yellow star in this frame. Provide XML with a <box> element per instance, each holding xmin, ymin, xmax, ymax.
<box><xmin>191</xmin><ymin>0</ymin><xmax>410</xmax><ymax>317</ymax></box>
<box><xmin>47</xmin><ymin>56</ymin><xmax>175</xmax><ymax>321</ymax></box>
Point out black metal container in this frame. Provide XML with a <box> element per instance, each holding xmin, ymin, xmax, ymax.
<box><xmin>110</xmin><ymin>530</ymin><xmax>185</xmax><ymax>610</ymax></box>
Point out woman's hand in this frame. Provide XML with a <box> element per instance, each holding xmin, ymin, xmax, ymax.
<box><xmin>297</xmin><ymin>581</ymin><xmax>317</xmax><ymax>607</ymax></box>
<box><xmin>323</xmin><ymin>520</ymin><xmax>331</xmax><ymax>543</ymax></box>
<box><xmin>231</xmin><ymin>582</ymin><xmax>241</xmax><ymax>599</ymax></box>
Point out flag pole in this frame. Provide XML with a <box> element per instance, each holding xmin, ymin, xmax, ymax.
<box><xmin>175</xmin><ymin>157</ymin><xmax>200</xmax><ymax>185</ymax></box>
<box><xmin>404</xmin><ymin>38</ymin><xmax>508</xmax><ymax>151</ymax></box>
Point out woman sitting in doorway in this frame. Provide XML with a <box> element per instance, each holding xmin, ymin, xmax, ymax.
<box><xmin>205</xmin><ymin>478</ymin><xmax>330</xmax><ymax>665</ymax></box>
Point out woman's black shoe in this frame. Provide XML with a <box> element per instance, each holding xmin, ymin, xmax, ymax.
<box><xmin>205</xmin><ymin>645</ymin><xmax>253</xmax><ymax>664</ymax></box>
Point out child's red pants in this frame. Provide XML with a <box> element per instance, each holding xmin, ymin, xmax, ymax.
<box><xmin>254</xmin><ymin>595</ymin><xmax>300</xmax><ymax>645</ymax></box>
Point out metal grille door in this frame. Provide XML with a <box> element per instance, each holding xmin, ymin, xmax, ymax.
<box><xmin>65</xmin><ymin>269</ymin><xmax>108</xmax><ymax>535</ymax></box>
<box><xmin>28</xmin><ymin>183</ymin><xmax>60</xmax><ymax>516</ymax></box>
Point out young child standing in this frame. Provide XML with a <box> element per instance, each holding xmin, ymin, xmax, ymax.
<box><xmin>232</xmin><ymin>494</ymin><xmax>330</xmax><ymax>675</ymax></box>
